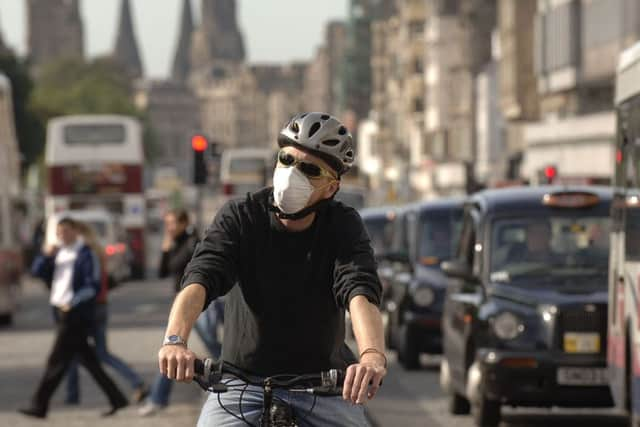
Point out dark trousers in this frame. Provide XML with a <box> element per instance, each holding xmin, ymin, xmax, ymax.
<box><xmin>30</xmin><ymin>307</ymin><xmax>127</xmax><ymax>414</ymax></box>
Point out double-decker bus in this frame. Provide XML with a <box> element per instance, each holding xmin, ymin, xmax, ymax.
<box><xmin>609</xmin><ymin>40</ymin><xmax>640</xmax><ymax>425</ymax></box>
<box><xmin>44</xmin><ymin>115</ymin><xmax>146</xmax><ymax>278</ymax></box>
<box><xmin>0</xmin><ymin>73</ymin><xmax>23</xmax><ymax>325</ymax></box>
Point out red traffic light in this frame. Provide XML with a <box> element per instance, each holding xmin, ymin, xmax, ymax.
<box><xmin>191</xmin><ymin>135</ymin><xmax>208</xmax><ymax>152</ymax></box>
<box><xmin>544</xmin><ymin>166</ymin><xmax>557</xmax><ymax>180</ymax></box>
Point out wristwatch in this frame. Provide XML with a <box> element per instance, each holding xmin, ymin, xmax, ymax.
<box><xmin>163</xmin><ymin>335</ymin><xmax>187</xmax><ymax>346</ymax></box>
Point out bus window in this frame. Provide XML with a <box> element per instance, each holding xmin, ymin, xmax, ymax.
<box><xmin>64</xmin><ymin>124</ymin><xmax>126</xmax><ymax>145</ymax></box>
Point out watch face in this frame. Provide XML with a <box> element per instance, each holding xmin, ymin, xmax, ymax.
<box><xmin>164</xmin><ymin>335</ymin><xmax>183</xmax><ymax>345</ymax></box>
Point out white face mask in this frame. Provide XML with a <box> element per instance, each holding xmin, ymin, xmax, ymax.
<box><xmin>273</xmin><ymin>166</ymin><xmax>315</xmax><ymax>214</ymax></box>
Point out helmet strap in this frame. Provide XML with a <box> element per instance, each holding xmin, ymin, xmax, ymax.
<box><xmin>269</xmin><ymin>195</ymin><xmax>334</xmax><ymax>221</ymax></box>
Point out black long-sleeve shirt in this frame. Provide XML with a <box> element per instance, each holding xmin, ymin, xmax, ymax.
<box><xmin>181</xmin><ymin>188</ymin><xmax>382</xmax><ymax>376</ymax></box>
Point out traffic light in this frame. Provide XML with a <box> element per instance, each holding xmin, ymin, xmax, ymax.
<box><xmin>543</xmin><ymin>165</ymin><xmax>557</xmax><ymax>184</ymax></box>
<box><xmin>191</xmin><ymin>134</ymin><xmax>208</xmax><ymax>185</ymax></box>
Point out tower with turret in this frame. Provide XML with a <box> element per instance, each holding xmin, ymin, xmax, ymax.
<box><xmin>113</xmin><ymin>0</ymin><xmax>144</xmax><ymax>79</ymax></box>
<box><xmin>188</xmin><ymin>0</ymin><xmax>246</xmax><ymax>86</ymax></box>
<box><xmin>27</xmin><ymin>0</ymin><xmax>84</xmax><ymax>69</ymax></box>
<box><xmin>172</xmin><ymin>0</ymin><xmax>194</xmax><ymax>83</ymax></box>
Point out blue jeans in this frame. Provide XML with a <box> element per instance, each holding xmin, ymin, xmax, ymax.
<box><xmin>66</xmin><ymin>303</ymin><xmax>144</xmax><ymax>402</ymax></box>
<box><xmin>149</xmin><ymin>372</ymin><xmax>173</xmax><ymax>406</ymax></box>
<box><xmin>148</xmin><ymin>300</ymin><xmax>223</xmax><ymax>406</ymax></box>
<box><xmin>197</xmin><ymin>380</ymin><xmax>369</xmax><ymax>427</ymax></box>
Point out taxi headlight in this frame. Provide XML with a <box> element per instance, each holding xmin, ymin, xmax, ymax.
<box><xmin>492</xmin><ymin>312</ymin><xmax>524</xmax><ymax>340</ymax></box>
<box><xmin>413</xmin><ymin>287</ymin><xmax>435</xmax><ymax>307</ymax></box>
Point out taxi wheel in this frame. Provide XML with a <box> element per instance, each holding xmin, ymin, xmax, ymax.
<box><xmin>397</xmin><ymin>324</ymin><xmax>420</xmax><ymax>370</ymax></box>
<box><xmin>472</xmin><ymin>397</ymin><xmax>501</xmax><ymax>427</ymax></box>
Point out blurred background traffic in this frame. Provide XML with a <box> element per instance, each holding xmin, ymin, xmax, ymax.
<box><xmin>1</xmin><ymin>0</ymin><xmax>640</xmax><ymax>426</ymax></box>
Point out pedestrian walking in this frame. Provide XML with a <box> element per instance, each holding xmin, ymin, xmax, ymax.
<box><xmin>65</xmin><ymin>221</ymin><xmax>149</xmax><ymax>405</ymax></box>
<box><xmin>139</xmin><ymin>209</ymin><xmax>223</xmax><ymax>416</ymax></box>
<box><xmin>19</xmin><ymin>217</ymin><xmax>128</xmax><ymax>419</ymax></box>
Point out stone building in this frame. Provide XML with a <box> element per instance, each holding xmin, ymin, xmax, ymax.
<box><xmin>27</xmin><ymin>0</ymin><xmax>84</xmax><ymax>70</ymax></box>
<box><xmin>0</xmin><ymin>73</ymin><xmax>20</xmax><ymax>195</ymax></box>
<box><xmin>134</xmin><ymin>80</ymin><xmax>201</xmax><ymax>182</ymax></box>
<box><xmin>495</xmin><ymin>0</ymin><xmax>539</xmax><ymax>183</ymax></box>
<box><xmin>189</xmin><ymin>0</ymin><xmax>246</xmax><ymax>88</ymax></box>
<box><xmin>521</xmin><ymin>0</ymin><xmax>640</xmax><ymax>185</ymax></box>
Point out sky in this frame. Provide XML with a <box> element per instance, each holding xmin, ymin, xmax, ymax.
<box><xmin>0</xmin><ymin>0</ymin><xmax>348</xmax><ymax>78</ymax></box>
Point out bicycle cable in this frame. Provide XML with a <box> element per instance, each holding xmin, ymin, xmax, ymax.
<box><xmin>217</xmin><ymin>387</ymin><xmax>257</xmax><ymax>427</ymax></box>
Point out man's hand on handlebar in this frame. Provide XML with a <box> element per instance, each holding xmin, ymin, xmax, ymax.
<box><xmin>158</xmin><ymin>344</ymin><xmax>198</xmax><ymax>383</ymax></box>
<box><xmin>342</xmin><ymin>353</ymin><xmax>387</xmax><ymax>405</ymax></box>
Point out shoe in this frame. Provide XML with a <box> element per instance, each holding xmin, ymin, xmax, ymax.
<box><xmin>18</xmin><ymin>407</ymin><xmax>46</xmax><ymax>419</ymax></box>
<box><xmin>132</xmin><ymin>384</ymin><xmax>150</xmax><ymax>403</ymax></box>
<box><xmin>101</xmin><ymin>399</ymin><xmax>128</xmax><ymax>417</ymax></box>
<box><xmin>138</xmin><ymin>401</ymin><xmax>164</xmax><ymax>417</ymax></box>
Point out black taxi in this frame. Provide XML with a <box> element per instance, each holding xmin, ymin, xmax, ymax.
<box><xmin>359</xmin><ymin>205</ymin><xmax>399</xmax><ymax>304</ymax></box>
<box><xmin>440</xmin><ymin>186</ymin><xmax>613</xmax><ymax>427</ymax></box>
<box><xmin>385</xmin><ymin>198</ymin><xmax>464</xmax><ymax>369</ymax></box>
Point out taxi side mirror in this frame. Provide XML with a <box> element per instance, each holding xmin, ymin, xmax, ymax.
<box><xmin>441</xmin><ymin>260</ymin><xmax>477</xmax><ymax>282</ymax></box>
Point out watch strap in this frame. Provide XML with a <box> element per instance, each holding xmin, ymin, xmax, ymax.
<box><xmin>163</xmin><ymin>334</ymin><xmax>187</xmax><ymax>346</ymax></box>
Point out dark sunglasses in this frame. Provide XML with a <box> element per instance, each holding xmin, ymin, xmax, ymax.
<box><xmin>277</xmin><ymin>150</ymin><xmax>337</xmax><ymax>180</ymax></box>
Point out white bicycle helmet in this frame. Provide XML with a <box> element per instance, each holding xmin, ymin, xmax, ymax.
<box><xmin>278</xmin><ymin>112</ymin><xmax>355</xmax><ymax>176</ymax></box>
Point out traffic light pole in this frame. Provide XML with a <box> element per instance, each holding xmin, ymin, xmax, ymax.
<box><xmin>191</xmin><ymin>133</ymin><xmax>209</xmax><ymax>235</ymax></box>
<box><xmin>195</xmin><ymin>184</ymin><xmax>204</xmax><ymax>236</ymax></box>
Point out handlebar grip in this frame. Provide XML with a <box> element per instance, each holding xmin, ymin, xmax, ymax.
<box><xmin>194</xmin><ymin>359</ymin><xmax>205</xmax><ymax>375</ymax></box>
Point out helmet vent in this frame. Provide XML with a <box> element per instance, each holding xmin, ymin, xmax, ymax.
<box><xmin>308</xmin><ymin>122</ymin><xmax>321</xmax><ymax>138</ymax></box>
<box><xmin>321</xmin><ymin>114</ymin><xmax>330</xmax><ymax>120</ymax></box>
<box><xmin>322</xmin><ymin>139</ymin><xmax>341</xmax><ymax>147</ymax></box>
<box><xmin>338</xmin><ymin>126</ymin><xmax>347</xmax><ymax>135</ymax></box>
<box><xmin>290</xmin><ymin>122</ymin><xmax>300</xmax><ymax>133</ymax></box>
<box><xmin>300</xmin><ymin>113</ymin><xmax>308</xmax><ymax>118</ymax></box>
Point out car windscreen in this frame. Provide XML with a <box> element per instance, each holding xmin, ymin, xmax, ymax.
<box><xmin>417</xmin><ymin>210</ymin><xmax>463</xmax><ymax>267</ymax></box>
<box><xmin>489</xmin><ymin>215</ymin><xmax>611</xmax><ymax>285</ymax></box>
<box><xmin>363</xmin><ymin>216</ymin><xmax>394</xmax><ymax>255</ymax></box>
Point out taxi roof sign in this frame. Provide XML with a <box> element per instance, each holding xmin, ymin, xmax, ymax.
<box><xmin>542</xmin><ymin>192</ymin><xmax>600</xmax><ymax>208</ymax></box>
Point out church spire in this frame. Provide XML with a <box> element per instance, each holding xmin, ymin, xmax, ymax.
<box><xmin>113</xmin><ymin>0</ymin><xmax>143</xmax><ymax>78</ymax></box>
<box><xmin>171</xmin><ymin>0</ymin><xmax>194</xmax><ymax>82</ymax></box>
<box><xmin>200</xmin><ymin>0</ymin><xmax>245</xmax><ymax>63</ymax></box>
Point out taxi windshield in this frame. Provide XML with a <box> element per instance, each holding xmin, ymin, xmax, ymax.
<box><xmin>363</xmin><ymin>216</ymin><xmax>395</xmax><ymax>255</ymax></box>
<box><xmin>418</xmin><ymin>210</ymin><xmax>463</xmax><ymax>267</ymax></box>
<box><xmin>489</xmin><ymin>215</ymin><xmax>610</xmax><ymax>284</ymax></box>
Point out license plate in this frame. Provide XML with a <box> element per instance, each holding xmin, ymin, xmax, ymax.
<box><xmin>563</xmin><ymin>332</ymin><xmax>600</xmax><ymax>353</ymax></box>
<box><xmin>557</xmin><ymin>367</ymin><xmax>609</xmax><ymax>386</ymax></box>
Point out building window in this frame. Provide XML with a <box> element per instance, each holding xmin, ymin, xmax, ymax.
<box><xmin>536</xmin><ymin>2</ymin><xmax>579</xmax><ymax>73</ymax></box>
<box><xmin>413</xmin><ymin>58</ymin><xmax>424</xmax><ymax>74</ymax></box>
<box><xmin>583</xmin><ymin>0</ymin><xmax>623</xmax><ymax>48</ymax></box>
<box><xmin>413</xmin><ymin>98</ymin><xmax>425</xmax><ymax>113</ymax></box>
<box><xmin>409</xmin><ymin>21</ymin><xmax>425</xmax><ymax>37</ymax></box>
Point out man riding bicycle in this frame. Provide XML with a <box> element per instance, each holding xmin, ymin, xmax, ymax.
<box><xmin>159</xmin><ymin>112</ymin><xmax>387</xmax><ymax>426</ymax></box>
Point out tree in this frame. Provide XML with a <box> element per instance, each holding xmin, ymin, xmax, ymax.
<box><xmin>31</xmin><ymin>57</ymin><xmax>156</xmax><ymax>160</ymax></box>
<box><xmin>0</xmin><ymin>53</ymin><xmax>45</xmax><ymax>171</ymax></box>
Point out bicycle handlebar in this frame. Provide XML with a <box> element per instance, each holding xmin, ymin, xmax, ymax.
<box><xmin>194</xmin><ymin>358</ymin><xmax>345</xmax><ymax>395</ymax></box>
